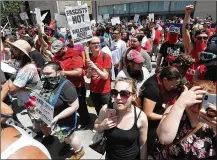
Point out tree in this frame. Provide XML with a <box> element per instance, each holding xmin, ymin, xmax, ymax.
<box><xmin>1</xmin><ymin>1</ymin><xmax>24</xmax><ymax>26</ymax></box>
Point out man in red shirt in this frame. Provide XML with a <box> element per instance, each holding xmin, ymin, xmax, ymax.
<box><xmin>151</xmin><ymin>24</ymin><xmax>163</xmax><ymax>61</ymax></box>
<box><xmin>51</xmin><ymin>40</ymin><xmax>90</xmax><ymax>129</ymax></box>
<box><xmin>86</xmin><ymin>37</ymin><xmax>112</xmax><ymax>115</ymax></box>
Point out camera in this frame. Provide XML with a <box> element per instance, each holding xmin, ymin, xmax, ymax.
<box><xmin>204</xmin><ymin>95</ymin><xmax>208</xmax><ymax>100</ymax></box>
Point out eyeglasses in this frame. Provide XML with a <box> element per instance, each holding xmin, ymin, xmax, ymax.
<box><xmin>111</xmin><ymin>89</ymin><xmax>133</xmax><ymax>99</ymax></box>
<box><xmin>197</xmin><ymin>36</ymin><xmax>208</xmax><ymax>40</ymax></box>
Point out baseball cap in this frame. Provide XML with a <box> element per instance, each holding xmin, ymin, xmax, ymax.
<box><xmin>169</xmin><ymin>26</ymin><xmax>180</xmax><ymax>34</ymax></box>
<box><xmin>51</xmin><ymin>40</ymin><xmax>65</xmax><ymax>54</ymax></box>
<box><xmin>127</xmin><ymin>50</ymin><xmax>144</xmax><ymax>64</ymax></box>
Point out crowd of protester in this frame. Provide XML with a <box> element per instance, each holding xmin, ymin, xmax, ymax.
<box><xmin>1</xmin><ymin>5</ymin><xmax>217</xmax><ymax>160</ymax></box>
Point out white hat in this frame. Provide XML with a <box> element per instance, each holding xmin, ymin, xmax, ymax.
<box><xmin>7</xmin><ymin>39</ymin><xmax>31</xmax><ymax>57</ymax></box>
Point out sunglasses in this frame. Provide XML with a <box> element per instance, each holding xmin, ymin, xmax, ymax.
<box><xmin>111</xmin><ymin>89</ymin><xmax>132</xmax><ymax>99</ymax></box>
<box><xmin>113</xmin><ymin>33</ymin><xmax>119</xmax><ymax>34</ymax></box>
<box><xmin>197</xmin><ymin>36</ymin><xmax>208</xmax><ymax>40</ymax></box>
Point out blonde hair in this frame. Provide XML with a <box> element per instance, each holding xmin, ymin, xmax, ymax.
<box><xmin>192</xmin><ymin>80</ymin><xmax>216</xmax><ymax>94</ymax></box>
<box><xmin>115</xmin><ymin>77</ymin><xmax>137</xmax><ymax>94</ymax></box>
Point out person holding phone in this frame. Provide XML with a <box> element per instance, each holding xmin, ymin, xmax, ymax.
<box><xmin>151</xmin><ymin>80</ymin><xmax>217</xmax><ymax>159</ymax></box>
<box><xmin>94</xmin><ymin>77</ymin><xmax>148</xmax><ymax>160</ymax></box>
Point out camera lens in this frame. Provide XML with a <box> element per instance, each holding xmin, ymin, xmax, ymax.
<box><xmin>204</xmin><ymin>95</ymin><xmax>208</xmax><ymax>100</ymax></box>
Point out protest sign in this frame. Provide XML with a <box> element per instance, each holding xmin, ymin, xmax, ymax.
<box><xmin>65</xmin><ymin>4</ymin><xmax>92</xmax><ymax>44</ymax></box>
<box><xmin>1</xmin><ymin>62</ymin><xmax>16</xmax><ymax>74</ymax></box>
<box><xmin>20</xmin><ymin>12</ymin><xmax>29</xmax><ymax>20</ymax></box>
<box><xmin>103</xmin><ymin>14</ymin><xmax>109</xmax><ymax>20</ymax></box>
<box><xmin>55</xmin><ymin>13</ymin><xmax>69</xmax><ymax>28</ymax></box>
<box><xmin>97</xmin><ymin>15</ymin><xmax>103</xmax><ymax>23</ymax></box>
<box><xmin>33</xmin><ymin>93</ymin><xmax>54</xmax><ymax>126</ymax></box>
<box><xmin>111</xmin><ymin>17</ymin><xmax>120</xmax><ymax>25</ymax></box>
<box><xmin>149</xmin><ymin>13</ymin><xmax>154</xmax><ymax>22</ymax></box>
<box><xmin>134</xmin><ymin>14</ymin><xmax>140</xmax><ymax>22</ymax></box>
<box><xmin>35</xmin><ymin>8</ymin><xmax>42</xmax><ymax>25</ymax></box>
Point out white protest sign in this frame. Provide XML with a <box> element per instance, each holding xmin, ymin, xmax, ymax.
<box><xmin>149</xmin><ymin>13</ymin><xmax>154</xmax><ymax>22</ymax></box>
<box><xmin>55</xmin><ymin>13</ymin><xmax>69</xmax><ymax>28</ymax></box>
<box><xmin>20</xmin><ymin>12</ymin><xmax>29</xmax><ymax>20</ymax></box>
<box><xmin>103</xmin><ymin>14</ymin><xmax>109</xmax><ymax>20</ymax></box>
<box><xmin>65</xmin><ymin>4</ymin><xmax>92</xmax><ymax>44</ymax></box>
<box><xmin>1</xmin><ymin>62</ymin><xmax>16</xmax><ymax>74</ymax></box>
<box><xmin>60</xmin><ymin>28</ymin><xmax>66</xmax><ymax>35</ymax></box>
<box><xmin>35</xmin><ymin>8</ymin><xmax>42</xmax><ymax>24</ymax></box>
<box><xmin>33</xmin><ymin>93</ymin><xmax>54</xmax><ymax>126</ymax></box>
<box><xmin>97</xmin><ymin>15</ymin><xmax>103</xmax><ymax>23</ymax></box>
<box><xmin>111</xmin><ymin>17</ymin><xmax>120</xmax><ymax>25</ymax></box>
<box><xmin>134</xmin><ymin>14</ymin><xmax>140</xmax><ymax>22</ymax></box>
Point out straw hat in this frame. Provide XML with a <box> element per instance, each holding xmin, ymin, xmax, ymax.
<box><xmin>7</xmin><ymin>39</ymin><xmax>31</xmax><ymax>57</ymax></box>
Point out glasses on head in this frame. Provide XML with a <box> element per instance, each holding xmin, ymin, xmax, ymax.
<box><xmin>113</xmin><ymin>32</ymin><xmax>119</xmax><ymax>34</ymax></box>
<box><xmin>111</xmin><ymin>89</ymin><xmax>132</xmax><ymax>99</ymax></box>
<box><xmin>197</xmin><ymin>36</ymin><xmax>208</xmax><ymax>40</ymax></box>
<box><xmin>90</xmin><ymin>42</ymin><xmax>100</xmax><ymax>45</ymax></box>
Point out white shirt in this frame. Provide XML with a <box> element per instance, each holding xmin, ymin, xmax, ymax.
<box><xmin>141</xmin><ymin>36</ymin><xmax>148</xmax><ymax>48</ymax></box>
<box><xmin>110</xmin><ymin>39</ymin><xmax>126</xmax><ymax>65</ymax></box>
<box><xmin>116</xmin><ymin>67</ymin><xmax>150</xmax><ymax>95</ymax></box>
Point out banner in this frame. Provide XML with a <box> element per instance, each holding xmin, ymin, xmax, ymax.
<box><xmin>97</xmin><ymin>15</ymin><xmax>103</xmax><ymax>23</ymax></box>
<box><xmin>33</xmin><ymin>93</ymin><xmax>54</xmax><ymax>126</ymax></box>
<box><xmin>111</xmin><ymin>17</ymin><xmax>120</xmax><ymax>25</ymax></box>
<box><xmin>20</xmin><ymin>12</ymin><xmax>29</xmax><ymax>20</ymax></box>
<box><xmin>148</xmin><ymin>13</ymin><xmax>154</xmax><ymax>22</ymax></box>
<box><xmin>54</xmin><ymin>13</ymin><xmax>69</xmax><ymax>28</ymax></box>
<box><xmin>134</xmin><ymin>14</ymin><xmax>140</xmax><ymax>22</ymax></box>
<box><xmin>65</xmin><ymin>4</ymin><xmax>92</xmax><ymax>44</ymax></box>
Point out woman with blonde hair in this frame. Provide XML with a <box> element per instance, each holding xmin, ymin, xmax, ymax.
<box><xmin>94</xmin><ymin>77</ymin><xmax>148</xmax><ymax>160</ymax></box>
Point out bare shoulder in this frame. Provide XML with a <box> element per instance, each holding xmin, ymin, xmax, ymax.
<box><xmin>135</xmin><ymin>107</ymin><xmax>148</xmax><ymax>129</ymax></box>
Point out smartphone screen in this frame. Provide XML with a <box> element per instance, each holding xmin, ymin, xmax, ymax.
<box><xmin>106</xmin><ymin>109</ymin><xmax>116</xmax><ymax>118</ymax></box>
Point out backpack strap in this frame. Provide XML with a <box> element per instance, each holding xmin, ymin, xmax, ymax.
<box><xmin>50</xmin><ymin>79</ymin><xmax>68</xmax><ymax>106</ymax></box>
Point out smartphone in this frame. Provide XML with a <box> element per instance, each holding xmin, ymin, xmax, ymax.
<box><xmin>106</xmin><ymin>109</ymin><xmax>116</xmax><ymax>118</ymax></box>
<box><xmin>201</xmin><ymin>93</ymin><xmax>217</xmax><ymax>111</ymax></box>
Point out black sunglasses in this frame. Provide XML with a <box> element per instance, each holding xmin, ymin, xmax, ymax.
<box><xmin>91</xmin><ymin>42</ymin><xmax>100</xmax><ymax>45</ymax></box>
<box><xmin>111</xmin><ymin>89</ymin><xmax>132</xmax><ymax>99</ymax></box>
<box><xmin>197</xmin><ymin>36</ymin><xmax>208</xmax><ymax>40</ymax></box>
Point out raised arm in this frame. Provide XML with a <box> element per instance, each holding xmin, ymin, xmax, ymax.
<box><xmin>182</xmin><ymin>5</ymin><xmax>194</xmax><ymax>54</ymax></box>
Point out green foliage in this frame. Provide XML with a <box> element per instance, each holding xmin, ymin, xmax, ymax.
<box><xmin>1</xmin><ymin>1</ymin><xmax>24</xmax><ymax>25</ymax></box>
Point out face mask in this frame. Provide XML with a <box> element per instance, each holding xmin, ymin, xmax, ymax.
<box><xmin>195</xmin><ymin>41</ymin><xmax>207</xmax><ymax>53</ymax></box>
<box><xmin>42</xmin><ymin>76</ymin><xmax>62</xmax><ymax>91</ymax></box>
<box><xmin>127</xmin><ymin>66</ymin><xmax>143</xmax><ymax>81</ymax></box>
<box><xmin>168</xmin><ymin>34</ymin><xmax>178</xmax><ymax>44</ymax></box>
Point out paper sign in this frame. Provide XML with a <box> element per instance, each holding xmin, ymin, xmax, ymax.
<box><xmin>111</xmin><ymin>17</ymin><xmax>120</xmax><ymax>25</ymax></box>
<box><xmin>97</xmin><ymin>15</ymin><xmax>103</xmax><ymax>23</ymax></box>
<box><xmin>35</xmin><ymin>8</ymin><xmax>42</xmax><ymax>24</ymax></box>
<box><xmin>65</xmin><ymin>4</ymin><xmax>92</xmax><ymax>44</ymax></box>
<box><xmin>134</xmin><ymin>14</ymin><xmax>140</xmax><ymax>22</ymax></box>
<box><xmin>20</xmin><ymin>12</ymin><xmax>29</xmax><ymax>20</ymax></box>
<box><xmin>1</xmin><ymin>62</ymin><xmax>16</xmax><ymax>74</ymax></box>
<box><xmin>149</xmin><ymin>13</ymin><xmax>154</xmax><ymax>22</ymax></box>
<box><xmin>103</xmin><ymin>14</ymin><xmax>109</xmax><ymax>20</ymax></box>
<box><xmin>60</xmin><ymin>28</ymin><xmax>66</xmax><ymax>35</ymax></box>
<box><xmin>33</xmin><ymin>93</ymin><xmax>54</xmax><ymax>126</ymax></box>
<box><xmin>54</xmin><ymin>13</ymin><xmax>69</xmax><ymax>28</ymax></box>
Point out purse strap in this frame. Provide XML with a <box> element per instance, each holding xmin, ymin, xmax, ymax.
<box><xmin>168</xmin><ymin>122</ymin><xmax>204</xmax><ymax>147</ymax></box>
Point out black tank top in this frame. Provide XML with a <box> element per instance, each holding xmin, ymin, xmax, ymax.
<box><xmin>105</xmin><ymin>106</ymin><xmax>142</xmax><ymax>160</ymax></box>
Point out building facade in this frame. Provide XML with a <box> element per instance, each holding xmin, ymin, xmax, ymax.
<box><xmin>94</xmin><ymin>0</ymin><xmax>216</xmax><ymax>22</ymax></box>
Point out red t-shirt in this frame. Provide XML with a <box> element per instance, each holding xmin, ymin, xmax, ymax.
<box><xmin>52</xmin><ymin>48</ymin><xmax>85</xmax><ymax>88</ymax></box>
<box><xmin>153</xmin><ymin>29</ymin><xmax>162</xmax><ymax>45</ymax></box>
<box><xmin>86</xmin><ymin>52</ymin><xmax>111</xmax><ymax>93</ymax></box>
<box><xmin>143</xmin><ymin>39</ymin><xmax>152</xmax><ymax>53</ymax></box>
<box><xmin>185</xmin><ymin>48</ymin><xmax>200</xmax><ymax>83</ymax></box>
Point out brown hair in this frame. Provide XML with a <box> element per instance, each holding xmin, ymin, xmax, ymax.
<box><xmin>192</xmin><ymin>80</ymin><xmax>216</xmax><ymax>94</ymax></box>
<box><xmin>115</xmin><ymin>77</ymin><xmax>136</xmax><ymax>94</ymax></box>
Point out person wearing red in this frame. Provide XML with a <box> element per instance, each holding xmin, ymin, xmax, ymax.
<box><xmin>151</xmin><ymin>24</ymin><xmax>163</xmax><ymax>61</ymax></box>
<box><xmin>86</xmin><ymin>37</ymin><xmax>112</xmax><ymax>115</ymax></box>
<box><xmin>51</xmin><ymin>40</ymin><xmax>90</xmax><ymax>129</ymax></box>
<box><xmin>182</xmin><ymin>5</ymin><xmax>209</xmax><ymax>83</ymax></box>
